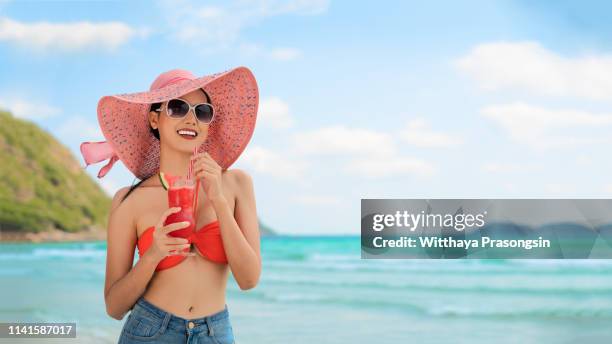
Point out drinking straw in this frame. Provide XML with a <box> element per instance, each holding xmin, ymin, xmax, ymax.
<box><xmin>191</xmin><ymin>146</ymin><xmax>199</xmax><ymax>211</ymax></box>
<box><xmin>188</xmin><ymin>147</ymin><xmax>194</xmax><ymax>180</ymax></box>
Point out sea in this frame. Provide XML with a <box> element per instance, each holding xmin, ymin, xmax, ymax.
<box><xmin>1</xmin><ymin>236</ymin><xmax>612</xmax><ymax>343</ymax></box>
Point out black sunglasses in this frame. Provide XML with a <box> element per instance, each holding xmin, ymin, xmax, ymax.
<box><xmin>156</xmin><ymin>98</ymin><xmax>215</xmax><ymax>124</ymax></box>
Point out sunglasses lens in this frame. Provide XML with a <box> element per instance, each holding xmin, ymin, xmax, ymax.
<box><xmin>167</xmin><ymin>99</ymin><xmax>189</xmax><ymax>118</ymax></box>
<box><xmin>195</xmin><ymin>104</ymin><xmax>214</xmax><ymax>123</ymax></box>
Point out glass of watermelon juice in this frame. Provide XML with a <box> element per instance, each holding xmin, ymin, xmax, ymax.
<box><xmin>163</xmin><ymin>176</ymin><xmax>196</xmax><ymax>240</ymax></box>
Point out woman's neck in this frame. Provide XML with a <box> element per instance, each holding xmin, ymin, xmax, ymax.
<box><xmin>158</xmin><ymin>145</ymin><xmax>192</xmax><ymax>177</ymax></box>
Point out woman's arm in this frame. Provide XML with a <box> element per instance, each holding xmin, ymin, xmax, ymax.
<box><xmin>103</xmin><ymin>187</ymin><xmax>160</xmax><ymax>320</ymax></box>
<box><xmin>212</xmin><ymin>169</ymin><xmax>262</xmax><ymax>290</ymax></box>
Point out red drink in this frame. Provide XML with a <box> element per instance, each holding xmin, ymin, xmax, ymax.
<box><xmin>163</xmin><ymin>177</ymin><xmax>196</xmax><ymax>239</ymax></box>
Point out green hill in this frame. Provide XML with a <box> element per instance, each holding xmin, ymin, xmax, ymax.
<box><xmin>0</xmin><ymin>110</ymin><xmax>277</xmax><ymax>237</ymax></box>
<box><xmin>258</xmin><ymin>220</ymin><xmax>276</xmax><ymax>236</ymax></box>
<box><xmin>0</xmin><ymin>110</ymin><xmax>110</xmax><ymax>233</ymax></box>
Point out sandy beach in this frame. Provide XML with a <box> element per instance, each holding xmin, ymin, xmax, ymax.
<box><xmin>0</xmin><ymin>227</ymin><xmax>106</xmax><ymax>243</ymax></box>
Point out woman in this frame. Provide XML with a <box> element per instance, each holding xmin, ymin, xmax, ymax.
<box><xmin>80</xmin><ymin>67</ymin><xmax>261</xmax><ymax>343</ymax></box>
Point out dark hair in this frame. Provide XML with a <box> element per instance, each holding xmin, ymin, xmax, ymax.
<box><xmin>149</xmin><ymin>102</ymin><xmax>162</xmax><ymax>140</ymax></box>
<box><xmin>119</xmin><ymin>89</ymin><xmax>211</xmax><ymax>204</ymax></box>
<box><xmin>119</xmin><ymin>102</ymin><xmax>162</xmax><ymax>203</ymax></box>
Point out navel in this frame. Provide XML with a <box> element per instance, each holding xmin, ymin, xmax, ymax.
<box><xmin>189</xmin><ymin>305</ymin><xmax>194</xmax><ymax>312</ymax></box>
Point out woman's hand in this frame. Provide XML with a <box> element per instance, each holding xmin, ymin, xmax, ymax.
<box><xmin>192</xmin><ymin>152</ymin><xmax>225</xmax><ymax>203</ymax></box>
<box><xmin>147</xmin><ymin>207</ymin><xmax>196</xmax><ymax>262</ymax></box>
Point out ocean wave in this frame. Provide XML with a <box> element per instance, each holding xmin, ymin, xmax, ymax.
<box><xmin>0</xmin><ymin>248</ymin><xmax>105</xmax><ymax>260</ymax></box>
<box><xmin>429</xmin><ymin>306</ymin><xmax>612</xmax><ymax>320</ymax></box>
<box><xmin>309</xmin><ymin>253</ymin><xmax>612</xmax><ymax>268</ymax></box>
<box><xmin>260</xmin><ymin>274</ymin><xmax>612</xmax><ymax>296</ymax></box>
<box><xmin>247</xmin><ymin>290</ymin><xmax>425</xmax><ymax>314</ymax></box>
<box><xmin>264</xmin><ymin>252</ymin><xmax>310</xmax><ymax>261</ymax></box>
<box><xmin>506</xmin><ymin>259</ymin><xmax>612</xmax><ymax>268</ymax></box>
<box><xmin>244</xmin><ymin>290</ymin><xmax>612</xmax><ymax>320</ymax></box>
<box><xmin>263</xmin><ymin>259</ymin><xmax>612</xmax><ymax>276</ymax></box>
<box><xmin>0</xmin><ymin>267</ymin><xmax>32</xmax><ymax>276</ymax></box>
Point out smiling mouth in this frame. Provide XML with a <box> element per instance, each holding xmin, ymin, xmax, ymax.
<box><xmin>177</xmin><ymin>129</ymin><xmax>198</xmax><ymax>139</ymax></box>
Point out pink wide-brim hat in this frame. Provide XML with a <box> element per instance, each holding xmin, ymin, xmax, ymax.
<box><xmin>79</xmin><ymin>66</ymin><xmax>259</xmax><ymax>180</ymax></box>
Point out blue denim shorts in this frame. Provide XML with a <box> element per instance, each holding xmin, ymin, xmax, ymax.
<box><xmin>118</xmin><ymin>296</ymin><xmax>235</xmax><ymax>344</ymax></box>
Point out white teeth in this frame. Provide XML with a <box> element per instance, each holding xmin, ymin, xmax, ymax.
<box><xmin>177</xmin><ymin>130</ymin><xmax>197</xmax><ymax>137</ymax></box>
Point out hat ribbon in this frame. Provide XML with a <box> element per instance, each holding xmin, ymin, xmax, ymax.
<box><xmin>80</xmin><ymin>141</ymin><xmax>119</xmax><ymax>179</ymax></box>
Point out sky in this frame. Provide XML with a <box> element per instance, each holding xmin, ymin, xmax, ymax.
<box><xmin>1</xmin><ymin>0</ymin><xmax>612</xmax><ymax>235</ymax></box>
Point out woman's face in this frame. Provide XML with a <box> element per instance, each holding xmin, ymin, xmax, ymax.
<box><xmin>149</xmin><ymin>89</ymin><xmax>210</xmax><ymax>153</ymax></box>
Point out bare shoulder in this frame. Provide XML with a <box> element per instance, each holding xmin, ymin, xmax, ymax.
<box><xmin>114</xmin><ymin>176</ymin><xmax>162</xmax><ymax>211</ymax></box>
<box><xmin>225</xmin><ymin>168</ymin><xmax>253</xmax><ymax>184</ymax></box>
<box><xmin>110</xmin><ymin>186</ymin><xmax>132</xmax><ymax>214</ymax></box>
<box><xmin>224</xmin><ymin>168</ymin><xmax>254</xmax><ymax>193</ymax></box>
<box><xmin>227</xmin><ymin>169</ymin><xmax>256</xmax><ymax>208</ymax></box>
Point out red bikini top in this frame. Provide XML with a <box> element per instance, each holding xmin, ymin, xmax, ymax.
<box><xmin>137</xmin><ymin>220</ymin><xmax>228</xmax><ymax>271</ymax></box>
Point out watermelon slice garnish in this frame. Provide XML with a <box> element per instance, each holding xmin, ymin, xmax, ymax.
<box><xmin>159</xmin><ymin>172</ymin><xmax>179</xmax><ymax>190</ymax></box>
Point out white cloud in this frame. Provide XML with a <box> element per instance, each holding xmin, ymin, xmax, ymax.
<box><xmin>455</xmin><ymin>41</ymin><xmax>612</xmax><ymax>101</ymax></box>
<box><xmin>243</xmin><ymin>126</ymin><xmax>433</xmax><ymax>181</ymax></box>
<box><xmin>55</xmin><ymin>116</ymin><xmax>104</xmax><ymax>141</ymax></box>
<box><xmin>345</xmin><ymin>155</ymin><xmax>435</xmax><ymax>178</ymax></box>
<box><xmin>243</xmin><ymin>125</ymin><xmax>436</xmax><ymax>180</ymax></box>
<box><xmin>0</xmin><ymin>97</ymin><xmax>60</xmax><ymax>120</ymax></box>
<box><xmin>293</xmin><ymin>125</ymin><xmax>397</xmax><ymax>156</ymax></box>
<box><xmin>545</xmin><ymin>183</ymin><xmax>575</xmax><ymax>195</ymax></box>
<box><xmin>269</xmin><ymin>47</ymin><xmax>302</xmax><ymax>61</ymax></box>
<box><xmin>398</xmin><ymin>118</ymin><xmax>463</xmax><ymax>148</ymax></box>
<box><xmin>240</xmin><ymin>145</ymin><xmax>307</xmax><ymax>180</ymax></box>
<box><xmin>239</xmin><ymin>43</ymin><xmax>302</xmax><ymax>61</ymax></box>
<box><xmin>196</xmin><ymin>6</ymin><xmax>225</xmax><ymax>19</ymax></box>
<box><xmin>259</xmin><ymin>97</ymin><xmax>294</xmax><ymax>129</ymax></box>
<box><xmin>482</xmin><ymin>162</ymin><xmax>538</xmax><ymax>173</ymax></box>
<box><xmin>504</xmin><ymin>183</ymin><xmax>517</xmax><ymax>192</ymax></box>
<box><xmin>291</xmin><ymin>194</ymin><xmax>341</xmax><ymax>206</ymax></box>
<box><xmin>575</xmin><ymin>155</ymin><xmax>593</xmax><ymax>167</ymax></box>
<box><xmin>157</xmin><ymin>0</ymin><xmax>326</xmax><ymax>53</ymax></box>
<box><xmin>256</xmin><ymin>0</ymin><xmax>329</xmax><ymax>16</ymax></box>
<box><xmin>0</xmin><ymin>17</ymin><xmax>147</xmax><ymax>52</ymax></box>
<box><xmin>292</xmin><ymin>125</ymin><xmax>436</xmax><ymax>178</ymax></box>
<box><xmin>482</xmin><ymin>102</ymin><xmax>612</xmax><ymax>149</ymax></box>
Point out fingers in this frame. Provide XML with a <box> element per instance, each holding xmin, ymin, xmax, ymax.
<box><xmin>193</xmin><ymin>153</ymin><xmax>219</xmax><ymax>169</ymax></box>
<box><xmin>194</xmin><ymin>167</ymin><xmax>215</xmax><ymax>179</ymax></box>
<box><xmin>169</xmin><ymin>243</ymin><xmax>191</xmax><ymax>250</ymax></box>
<box><xmin>193</xmin><ymin>161</ymin><xmax>215</xmax><ymax>174</ymax></box>
<box><xmin>172</xmin><ymin>249</ymin><xmax>197</xmax><ymax>257</ymax></box>
<box><xmin>193</xmin><ymin>161</ymin><xmax>220</xmax><ymax>178</ymax></box>
<box><xmin>156</xmin><ymin>207</ymin><xmax>182</xmax><ymax>229</ymax></box>
<box><xmin>192</xmin><ymin>152</ymin><xmax>211</xmax><ymax>161</ymax></box>
<box><xmin>170</xmin><ymin>252</ymin><xmax>197</xmax><ymax>257</ymax></box>
<box><xmin>150</xmin><ymin>207</ymin><xmax>199</xmax><ymax>259</ymax></box>
<box><xmin>165</xmin><ymin>237</ymin><xmax>190</xmax><ymax>245</ymax></box>
<box><xmin>157</xmin><ymin>236</ymin><xmax>189</xmax><ymax>248</ymax></box>
<box><xmin>166</xmin><ymin>243</ymin><xmax>193</xmax><ymax>256</ymax></box>
<box><xmin>160</xmin><ymin>221</ymin><xmax>191</xmax><ymax>236</ymax></box>
<box><xmin>192</xmin><ymin>152</ymin><xmax>222</xmax><ymax>180</ymax></box>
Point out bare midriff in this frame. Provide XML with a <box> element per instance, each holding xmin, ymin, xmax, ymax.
<box><xmin>142</xmin><ymin>252</ymin><xmax>229</xmax><ymax>318</ymax></box>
